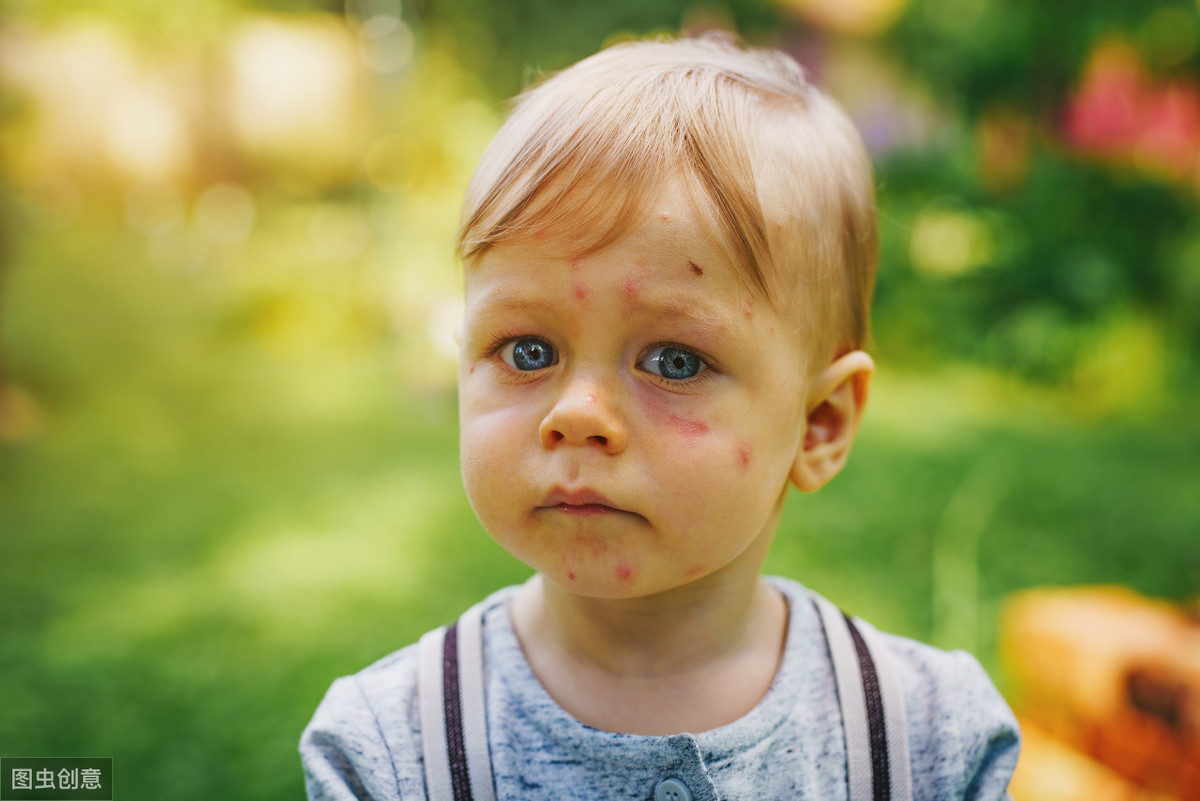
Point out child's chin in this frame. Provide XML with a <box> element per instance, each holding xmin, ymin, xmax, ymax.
<box><xmin>545</xmin><ymin>568</ymin><xmax>702</xmax><ymax>600</ymax></box>
<box><xmin>545</xmin><ymin>569</ymin><xmax>640</xmax><ymax>598</ymax></box>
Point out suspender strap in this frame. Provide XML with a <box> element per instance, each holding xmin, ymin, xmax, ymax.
<box><xmin>417</xmin><ymin>604</ymin><xmax>496</xmax><ymax>801</ymax></box>
<box><xmin>812</xmin><ymin>595</ymin><xmax>913</xmax><ymax>801</ymax></box>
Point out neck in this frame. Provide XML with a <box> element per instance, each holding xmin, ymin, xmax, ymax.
<box><xmin>507</xmin><ymin>523</ymin><xmax>789</xmax><ymax>734</ymax></box>
<box><xmin>521</xmin><ymin>569</ymin><xmax>777</xmax><ymax>676</ymax></box>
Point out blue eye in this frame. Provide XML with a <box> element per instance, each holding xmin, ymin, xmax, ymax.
<box><xmin>499</xmin><ymin>337</ymin><xmax>557</xmax><ymax>371</ymax></box>
<box><xmin>640</xmin><ymin>345</ymin><xmax>707</xmax><ymax>380</ymax></box>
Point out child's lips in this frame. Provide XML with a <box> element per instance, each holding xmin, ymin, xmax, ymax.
<box><xmin>538</xmin><ymin>486</ymin><xmax>628</xmax><ymax>516</ymax></box>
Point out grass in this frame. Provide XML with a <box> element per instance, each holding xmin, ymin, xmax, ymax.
<box><xmin>1</xmin><ymin>215</ymin><xmax>1196</xmax><ymax>800</ymax></box>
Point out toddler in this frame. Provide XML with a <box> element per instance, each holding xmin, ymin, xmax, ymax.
<box><xmin>301</xmin><ymin>33</ymin><xmax>1020</xmax><ymax>801</ymax></box>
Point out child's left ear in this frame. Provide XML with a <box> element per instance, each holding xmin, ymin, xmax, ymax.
<box><xmin>790</xmin><ymin>350</ymin><xmax>874</xmax><ymax>493</ymax></box>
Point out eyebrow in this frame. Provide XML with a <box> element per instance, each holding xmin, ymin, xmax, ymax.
<box><xmin>623</xmin><ymin>291</ymin><xmax>733</xmax><ymax>335</ymax></box>
<box><xmin>468</xmin><ymin>284</ymin><xmax>733</xmax><ymax>336</ymax></box>
<box><xmin>465</xmin><ymin>288</ymin><xmax>561</xmax><ymax>319</ymax></box>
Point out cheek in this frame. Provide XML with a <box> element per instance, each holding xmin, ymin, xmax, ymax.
<box><xmin>636</xmin><ymin>389</ymin><xmax>710</xmax><ymax>442</ymax></box>
<box><xmin>460</xmin><ymin>405</ymin><xmax>531</xmax><ymax>493</ymax></box>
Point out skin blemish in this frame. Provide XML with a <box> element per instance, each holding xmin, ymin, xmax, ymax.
<box><xmin>743</xmin><ymin>297</ymin><xmax>753</xmax><ymax>319</ymax></box>
<box><xmin>535</xmin><ymin>229</ymin><xmax>546</xmax><ymax>239</ymax></box>
<box><xmin>567</xmin><ymin>571</ymin><xmax>577</xmax><ymax>581</ymax></box>
<box><xmin>616</xmin><ymin>561</ymin><xmax>633</xmax><ymax>581</ymax></box>
<box><xmin>569</xmin><ymin>258</ymin><xmax>583</xmax><ymax>271</ymax></box>
<box><xmin>688</xmin><ymin>260</ymin><xmax>704</xmax><ymax>277</ymax></box>
<box><xmin>584</xmin><ymin>394</ymin><xmax>596</xmax><ymax>403</ymax></box>
<box><xmin>573</xmin><ymin>282</ymin><xmax>588</xmax><ymax>301</ymax></box>
<box><xmin>684</xmin><ymin>565</ymin><xmax>706</xmax><ymax>578</ymax></box>
<box><xmin>469</xmin><ymin>365</ymin><xmax>475</xmax><ymax>374</ymax></box>
<box><xmin>640</xmin><ymin>389</ymin><xmax>710</xmax><ymax>441</ymax></box>
<box><xmin>658</xmin><ymin>213</ymin><xmax>670</xmax><ymax>221</ymax></box>
<box><xmin>736</xmin><ymin>443</ymin><xmax>752</xmax><ymax>468</ymax></box>
<box><xmin>669</xmin><ymin>413</ymin><xmax>709</xmax><ymax>438</ymax></box>
<box><xmin>623</xmin><ymin>274</ymin><xmax>642</xmax><ymax>298</ymax></box>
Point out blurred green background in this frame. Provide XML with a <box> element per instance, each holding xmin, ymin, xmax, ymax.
<box><xmin>0</xmin><ymin>0</ymin><xmax>1197</xmax><ymax>798</ymax></box>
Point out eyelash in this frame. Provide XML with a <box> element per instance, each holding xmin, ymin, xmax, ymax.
<box><xmin>484</xmin><ymin>334</ymin><xmax>717</xmax><ymax>388</ymax></box>
<box><xmin>639</xmin><ymin>341</ymin><xmax>717</xmax><ymax>387</ymax></box>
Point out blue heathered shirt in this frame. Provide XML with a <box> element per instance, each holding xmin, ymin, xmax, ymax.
<box><xmin>300</xmin><ymin>577</ymin><xmax>1020</xmax><ymax>800</ymax></box>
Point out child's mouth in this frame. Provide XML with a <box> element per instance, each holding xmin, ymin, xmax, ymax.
<box><xmin>551</xmin><ymin>503</ymin><xmax>617</xmax><ymax>516</ymax></box>
<box><xmin>539</xmin><ymin>486</ymin><xmax>625</xmax><ymax>516</ymax></box>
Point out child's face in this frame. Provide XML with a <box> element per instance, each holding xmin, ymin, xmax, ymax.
<box><xmin>458</xmin><ymin>183</ymin><xmax>814</xmax><ymax>599</ymax></box>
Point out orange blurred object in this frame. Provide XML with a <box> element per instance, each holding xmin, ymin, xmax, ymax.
<box><xmin>1000</xmin><ymin>586</ymin><xmax>1200</xmax><ymax>800</ymax></box>
<box><xmin>1010</xmin><ymin>717</ymin><xmax>1176</xmax><ymax>801</ymax></box>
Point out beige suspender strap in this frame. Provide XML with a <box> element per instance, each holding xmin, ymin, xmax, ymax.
<box><xmin>812</xmin><ymin>593</ymin><xmax>913</xmax><ymax>801</ymax></box>
<box><xmin>814</xmin><ymin>595</ymin><xmax>874</xmax><ymax>801</ymax></box>
<box><xmin>418</xmin><ymin>624</ymin><xmax>453</xmax><ymax>801</ymax></box>
<box><xmin>457</xmin><ymin>604</ymin><xmax>496</xmax><ymax>801</ymax></box>
<box><xmin>417</xmin><ymin>603</ymin><xmax>496</xmax><ymax>801</ymax></box>
<box><xmin>854</xmin><ymin>615</ymin><xmax>914</xmax><ymax>801</ymax></box>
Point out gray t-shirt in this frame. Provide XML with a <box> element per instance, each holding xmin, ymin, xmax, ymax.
<box><xmin>300</xmin><ymin>577</ymin><xmax>1019</xmax><ymax>800</ymax></box>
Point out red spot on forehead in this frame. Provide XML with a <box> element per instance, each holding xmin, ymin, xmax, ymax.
<box><xmin>567</xmin><ymin>571</ymin><xmax>577</xmax><ymax>581</ymax></box>
<box><xmin>623</xmin><ymin>274</ymin><xmax>641</xmax><ymax>298</ymax></box>
<box><xmin>573</xmin><ymin>283</ymin><xmax>588</xmax><ymax>301</ymax></box>
<box><xmin>616</xmin><ymin>561</ymin><xmax>633</xmax><ymax>581</ymax></box>
<box><xmin>658</xmin><ymin>213</ymin><xmax>670</xmax><ymax>221</ymax></box>
<box><xmin>689</xmin><ymin>261</ymin><xmax>704</xmax><ymax>276</ymax></box>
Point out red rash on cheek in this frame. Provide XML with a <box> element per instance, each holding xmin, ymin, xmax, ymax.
<box><xmin>671</xmin><ymin>415</ymin><xmax>709</xmax><ymax>438</ymax></box>
<box><xmin>616</xmin><ymin>561</ymin><xmax>633</xmax><ymax>581</ymax></box>
<box><xmin>573</xmin><ymin>283</ymin><xmax>588</xmax><ymax>301</ymax></box>
<box><xmin>623</xmin><ymin>274</ymin><xmax>641</xmax><ymax>298</ymax></box>
<box><xmin>567</xmin><ymin>571</ymin><xmax>577</xmax><ymax>581</ymax></box>
<box><xmin>736</xmin><ymin>443</ymin><xmax>752</xmax><ymax>468</ymax></box>
<box><xmin>641</xmin><ymin>391</ymin><xmax>709</xmax><ymax>439</ymax></box>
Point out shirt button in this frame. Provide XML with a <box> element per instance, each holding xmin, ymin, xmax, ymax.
<box><xmin>654</xmin><ymin>777</ymin><xmax>693</xmax><ymax>801</ymax></box>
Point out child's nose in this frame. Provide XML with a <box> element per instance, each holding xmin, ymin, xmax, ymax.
<box><xmin>538</xmin><ymin>379</ymin><xmax>627</xmax><ymax>454</ymax></box>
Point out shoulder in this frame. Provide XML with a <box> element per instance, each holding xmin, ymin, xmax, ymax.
<box><xmin>299</xmin><ymin>643</ymin><xmax>425</xmax><ymax>801</ymax></box>
<box><xmin>298</xmin><ymin>586</ymin><xmax>522</xmax><ymax>801</ymax></box>
<box><xmin>769</xmin><ymin>578</ymin><xmax>1019</xmax><ymax>799</ymax></box>
<box><xmin>875</xmin><ymin>629</ymin><xmax>1021</xmax><ymax>800</ymax></box>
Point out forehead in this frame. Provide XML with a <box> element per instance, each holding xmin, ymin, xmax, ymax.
<box><xmin>464</xmin><ymin>177</ymin><xmax>766</xmax><ymax>301</ymax></box>
<box><xmin>466</xmin><ymin>184</ymin><xmax>737</xmax><ymax>293</ymax></box>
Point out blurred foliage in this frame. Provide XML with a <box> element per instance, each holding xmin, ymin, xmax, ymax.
<box><xmin>0</xmin><ymin>0</ymin><xmax>1198</xmax><ymax>800</ymax></box>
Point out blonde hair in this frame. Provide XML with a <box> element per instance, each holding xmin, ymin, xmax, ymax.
<box><xmin>456</xmin><ymin>34</ymin><xmax>877</xmax><ymax>361</ymax></box>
